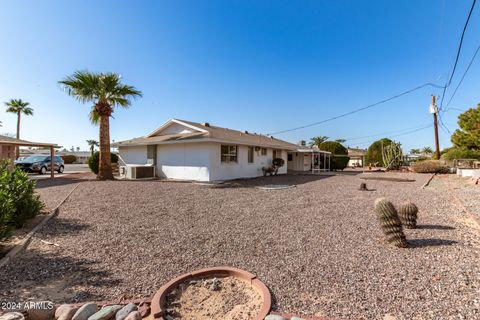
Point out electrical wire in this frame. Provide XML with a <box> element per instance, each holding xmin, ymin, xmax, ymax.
<box><xmin>444</xmin><ymin>44</ymin><xmax>480</xmax><ymax>109</ymax></box>
<box><xmin>351</xmin><ymin>124</ymin><xmax>434</xmax><ymax>147</ymax></box>
<box><xmin>268</xmin><ymin>82</ymin><xmax>444</xmax><ymax>135</ymax></box>
<box><xmin>439</xmin><ymin>0</ymin><xmax>477</xmax><ymax>111</ymax></box>
<box><xmin>343</xmin><ymin>118</ymin><xmax>431</xmax><ymax>142</ymax></box>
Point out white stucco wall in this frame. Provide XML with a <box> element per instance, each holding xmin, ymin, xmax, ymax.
<box><xmin>209</xmin><ymin>145</ymin><xmax>287</xmax><ymax>181</ymax></box>
<box><xmin>156</xmin><ymin>142</ymin><xmax>211</xmax><ymax>181</ymax></box>
<box><xmin>119</xmin><ymin>142</ymin><xmax>289</xmax><ymax>181</ymax></box>
<box><xmin>118</xmin><ymin>146</ymin><xmax>148</xmax><ymax>165</ymax></box>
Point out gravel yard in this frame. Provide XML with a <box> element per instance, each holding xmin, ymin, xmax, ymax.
<box><xmin>1</xmin><ymin>173</ymin><xmax>479</xmax><ymax>320</ymax></box>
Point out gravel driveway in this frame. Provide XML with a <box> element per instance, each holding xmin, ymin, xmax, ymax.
<box><xmin>1</xmin><ymin>173</ymin><xmax>479</xmax><ymax>320</ymax></box>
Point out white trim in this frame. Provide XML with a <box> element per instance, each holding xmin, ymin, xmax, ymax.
<box><xmin>146</xmin><ymin>119</ymin><xmax>208</xmax><ymax>137</ymax></box>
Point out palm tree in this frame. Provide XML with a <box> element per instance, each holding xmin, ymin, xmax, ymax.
<box><xmin>410</xmin><ymin>148</ymin><xmax>421</xmax><ymax>155</ymax></box>
<box><xmin>86</xmin><ymin>139</ymin><xmax>99</xmax><ymax>156</ymax></box>
<box><xmin>59</xmin><ymin>71</ymin><xmax>142</xmax><ymax>180</ymax></box>
<box><xmin>5</xmin><ymin>98</ymin><xmax>34</xmax><ymax>158</ymax></box>
<box><xmin>422</xmin><ymin>146</ymin><xmax>433</xmax><ymax>154</ymax></box>
<box><xmin>335</xmin><ymin>138</ymin><xmax>346</xmax><ymax>143</ymax></box>
<box><xmin>310</xmin><ymin>136</ymin><xmax>329</xmax><ymax>147</ymax></box>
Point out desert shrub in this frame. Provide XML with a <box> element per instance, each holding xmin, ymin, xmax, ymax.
<box><xmin>0</xmin><ymin>161</ymin><xmax>44</xmax><ymax>230</ymax></box>
<box><xmin>0</xmin><ymin>191</ymin><xmax>14</xmax><ymax>241</ymax></box>
<box><xmin>365</xmin><ymin>138</ymin><xmax>393</xmax><ymax>166</ymax></box>
<box><xmin>319</xmin><ymin>141</ymin><xmax>348</xmax><ymax>155</ymax></box>
<box><xmin>332</xmin><ymin>156</ymin><xmax>350</xmax><ymax>170</ymax></box>
<box><xmin>61</xmin><ymin>155</ymin><xmax>77</xmax><ymax>164</ymax></box>
<box><xmin>416</xmin><ymin>156</ymin><xmax>430</xmax><ymax>162</ymax></box>
<box><xmin>88</xmin><ymin>151</ymin><xmax>119</xmax><ymax>174</ymax></box>
<box><xmin>319</xmin><ymin>141</ymin><xmax>349</xmax><ymax>170</ymax></box>
<box><xmin>410</xmin><ymin>160</ymin><xmax>450</xmax><ymax>174</ymax></box>
<box><xmin>440</xmin><ymin>147</ymin><xmax>480</xmax><ymax>161</ymax></box>
<box><xmin>272</xmin><ymin>158</ymin><xmax>285</xmax><ymax>168</ymax></box>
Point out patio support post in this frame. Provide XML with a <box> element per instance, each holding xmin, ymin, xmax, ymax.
<box><xmin>311</xmin><ymin>152</ymin><xmax>314</xmax><ymax>173</ymax></box>
<box><xmin>328</xmin><ymin>154</ymin><xmax>331</xmax><ymax>171</ymax></box>
<box><xmin>50</xmin><ymin>147</ymin><xmax>54</xmax><ymax>179</ymax></box>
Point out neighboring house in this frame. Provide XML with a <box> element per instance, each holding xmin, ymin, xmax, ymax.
<box><xmin>347</xmin><ymin>148</ymin><xmax>367</xmax><ymax>167</ymax></box>
<box><xmin>115</xmin><ymin>119</ymin><xmax>331</xmax><ymax>181</ymax></box>
<box><xmin>0</xmin><ymin>136</ymin><xmax>16</xmax><ymax>163</ymax></box>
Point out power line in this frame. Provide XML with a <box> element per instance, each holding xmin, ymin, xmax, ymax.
<box><xmin>352</xmin><ymin>124</ymin><xmax>433</xmax><ymax>147</ymax></box>
<box><xmin>343</xmin><ymin>118</ymin><xmax>431</xmax><ymax>142</ymax></box>
<box><xmin>444</xmin><ymin>43</ymin><xmax>480</xmax><ymax>109</ymax></box>
<box><xmin>268</xmin><ymin>82</ymin><xmax>444</xmax><ymax>135</ymax></box>
<box><xmin>439</xmin><ymin>0</ymin><xmax>477</xmax><ymax>111</ymax></box>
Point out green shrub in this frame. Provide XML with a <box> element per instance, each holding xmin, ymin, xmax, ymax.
<box><xmin>440</xmin><ymin>147</ymin><xmax>480</xmax><ymax>161</ymax></box>
<box><xmin>365</xmin><ymin>138</ymin><xmax>393</xmax><ymax>166</ymax></box>
<box><xmin>0</xmin><ymin>190</ymin><xmax>14</xmax><ymax>241</ymax></box>
<box><xmin>272</xmin><ymin>157</ymin><xmax>285</xmax><ymax>168</ymax></box>
<box><xmin>61</xmin><ymin>155</ymin><xmax>77</xmax><ymax>164</ymax></box>
<box><xmin>88</xmin><ymin>151</ymin><xmax>119</xmax><ymax>174</ymax></box>
<box><xmin>411</xmin><ymin>160</ymin><xmax>450</xmax><ymax>174</ymax></box>
<box><xmin>331</xmin><ymin>155</ymin><xmax>350</xmax><ymax>170</ymax></box>
<box><xmin>319</xmin><ymin>141</ymin><xmax>349</xmax><ymax>170</ymax></box>
<box><xmin>0</xmin><ymin>161</ymin><xmax>44</xmax><ymax>231</ymax></box>
<box><xmin>319</xmin><ymin>141</ymin><xmax>348</xmax><ymax>155</ymax></box>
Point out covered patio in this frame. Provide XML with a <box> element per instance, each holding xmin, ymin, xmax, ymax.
<box><xmin>0</xmin><ymin>135</ymin><xmax>61</xmax><ymax>179</ymax></box>
<box><xmin>287</xmin><ymin>147</ymin><xmax>331</xmax><ymax>173</ymax></box>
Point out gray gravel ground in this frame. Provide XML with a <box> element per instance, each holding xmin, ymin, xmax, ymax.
<box><xmin>1</xmin><ymin>173</ymin><xmax>479</xmax><ymax>320</ymax></box>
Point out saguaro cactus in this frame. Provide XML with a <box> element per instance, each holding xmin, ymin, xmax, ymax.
<box><xmin>399</xmin><ymin>201</ymin><xmax>418</xmax><ymax>229</ymax></box>
<box><xmin>374</xmin><ymin>198</ymin><xmax>407</xmax><ymax>248</ymax></box>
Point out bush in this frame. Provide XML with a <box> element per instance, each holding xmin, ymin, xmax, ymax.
<box><xmin>319</xmin><ymin>141</ymin><xmax>349</xmax><ymax>170</ymax></box>
<box><xmin>272</xmin><ymin>158</ymin><xmax>285</xmax><ymax>168</ymax></box>
<box><xmin>331</xmin><ymin>155</ymin><xmax>350</xmax><ymax>170</ymax></box>
<box><xmin>440</xmin><ymin>147</ymin><xmax>480</xmax><ymax>161</ymax></box>
<box><xmin>61</xmin><ymin>155</ymin><xmax>77</xmax><ymax>164</ymax></box>
<box><xmin>0</xmin><ymin>191</ymin><xmax>14</xmax><ymax>241</ymax></box>
<box><xmin>411</xmin><ymin>160</ymin><xmax>450</xmax><ymax>174</ymax></box>
<box><xmin>0</xmin><ymin>161</ymin><xmax>45</xmax><ymax>233</ymax></box>
<box><xmin>365</xmin><ymin>138</ymin><xmax>393</xmax><ymax>167</ymax></box>
<box><xmin>88</xmin><ymin>151</ymin><xmax>119</xmax><ymax>174</ymax></box>
<box><xmin>319</xmin><ymin>141</ymin><xmax>348</xmax><ymax>155</ymax></box>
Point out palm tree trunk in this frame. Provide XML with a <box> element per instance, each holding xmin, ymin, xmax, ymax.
<box><xmin>15</xmin><ymin>112</ymin><xmax>21</xmax><ymax>159</ymax></box>
<box><xmin>98</xmin><ymin>115</ymin><xmax>113</xmax><ymax>180</ymax></box>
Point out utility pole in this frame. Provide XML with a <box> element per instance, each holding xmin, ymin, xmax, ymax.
<box><xmin>429</xmin><ymin>95</ymin><xmax>440</xmax><ymax>160</ymax></box>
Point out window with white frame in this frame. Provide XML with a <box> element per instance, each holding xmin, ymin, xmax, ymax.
<box><xmin>261</xmin><ymin>148</ymin><xmax>267</xmax><ymax>156</ymax></box>
<box><xmin>273</xmin><ymin>149</ymin><xmax>282</xmax><ymax>159</ymax></box>
<box><xmin>248</xmin><ymin>147</ymin><xmax>254</xmax><ymax>163</ymax></box>
<box><xmin>221</xmin><ymin>145</ymin><xmax>238</xmax><ymax>163</ymax></box>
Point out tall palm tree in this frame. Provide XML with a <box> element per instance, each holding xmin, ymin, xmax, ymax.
<box><xmin>86</xmin><ymin>139</ymin><xmax>99</xmax><ymax>156</ymax></box>
<box><xmin>59</xmin><ymin>71</ymin><xmax>142</xmax><ymax>180</ymax></box>
<box><xmin>5</xmin><ymin>98</ymin><xmax>34</xmax><ymax>158</ymax></box>
<box><xmin>310</xmin><ymin>136</ymin><xmax>329</xmax><ymax>147</ymax></box>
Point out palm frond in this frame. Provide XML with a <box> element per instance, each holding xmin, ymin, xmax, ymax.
<box><xmin>4</xmin><ymin>98</ymin><xmax>33</xmax><ymax>115</ymax></box>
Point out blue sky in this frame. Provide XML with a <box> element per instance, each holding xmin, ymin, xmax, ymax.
<box><xmin>0</xmin><ymin>0</ymin><xmax>479</xmax><ymax>152</ymax></box>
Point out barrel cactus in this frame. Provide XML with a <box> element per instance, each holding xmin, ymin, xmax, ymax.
<box><xmin>399</xmin><ymin>201</ymin><xmax>418</xmax><ymax>229</ymax></box>
<box><xmin>359</xmin><ymin>182</ymin><xmax>368</xmax><ymax>191</ymax></box>
<box><xmin>374</xmin><ymin>198</ymin><xmax>407</xmax><ymax>248</ymax></box>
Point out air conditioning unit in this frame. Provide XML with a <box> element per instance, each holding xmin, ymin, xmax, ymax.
<box><xmin>119</xmin><ymin>164</ymin><xmax>156</xmax><ymax>180</ymax></box>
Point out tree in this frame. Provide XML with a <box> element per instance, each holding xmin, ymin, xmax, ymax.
<box><xmin>318</xmin><ymin>141</ymin><xmax>350</xmax><ymax>170</ymax></box>
<box><xmin>335</xmin><ymin>138</ymin><xmax>346</xmax><ymax>143</ymax></box>
<box><xmin>5</xmin><ymin>99</ymin><xmax>33</xmax><ymax>158</ymax></box>
<box><xmin>410</xmin><ymin>148</ymin><xmax>421</xmax><ymax>155</ymax></box>
<box><xmin>310</xmin><ymin>136</ymin><xmax>329</xmax><ymax>147</ymax></box>
<box><xmin>422</xmin><ymin>146</ymin><xmax>433</xmax><ymax>154</ymax></box>
<box><xmin>365</xmin><ymin>138</ymin><xmax>393</xmax><ymax>167</ymax></box>
<box><xmin>86</xmin><ymin>139</ymin><xmax>99</xmax><ymax>156</ymax></box>
<box><xmin>451</xmin><ymin>104</ymin><xmax>480</xmax><ymax>150</ymax></box>
<box><xmin>59</xmin><ymin>71</ymin><xmax>142</xmax><ymax>180</ymax></box>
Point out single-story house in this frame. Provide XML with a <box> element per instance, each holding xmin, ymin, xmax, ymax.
<box><xmin>114</xmin><ymin>119</ymin><xmax>331</xmax><ymax>181</ymax></box>
<box><xmin>347</xmin><ymin>148</ymin><xmax>366</xmax><ymax>167</ymax></box>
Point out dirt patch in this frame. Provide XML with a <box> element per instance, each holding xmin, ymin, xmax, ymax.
<box><xmin>165</xmin><ymin>276</ymin><xmax>262</xmax><ymax>320</ymax></box>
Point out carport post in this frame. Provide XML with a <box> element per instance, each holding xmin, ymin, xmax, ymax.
<box><xmin>50</xmin><ymin>147</ymin><xmax>54</xmax><ymax>179</ymax></box>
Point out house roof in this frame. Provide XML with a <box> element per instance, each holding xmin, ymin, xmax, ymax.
<box><xmin>114</xmin><ymin>119</ymin><xmax>305</xmax><ymax>151</ymax></box>
<box><xmin>0</xmin><ymin>135</ymin><xmax>60</xmax><ymax>148</ymax></box>
<box><xmin>347</xmin><ymin>148</ymin><xmax>367</xmax><ymax>157</ymax></box>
